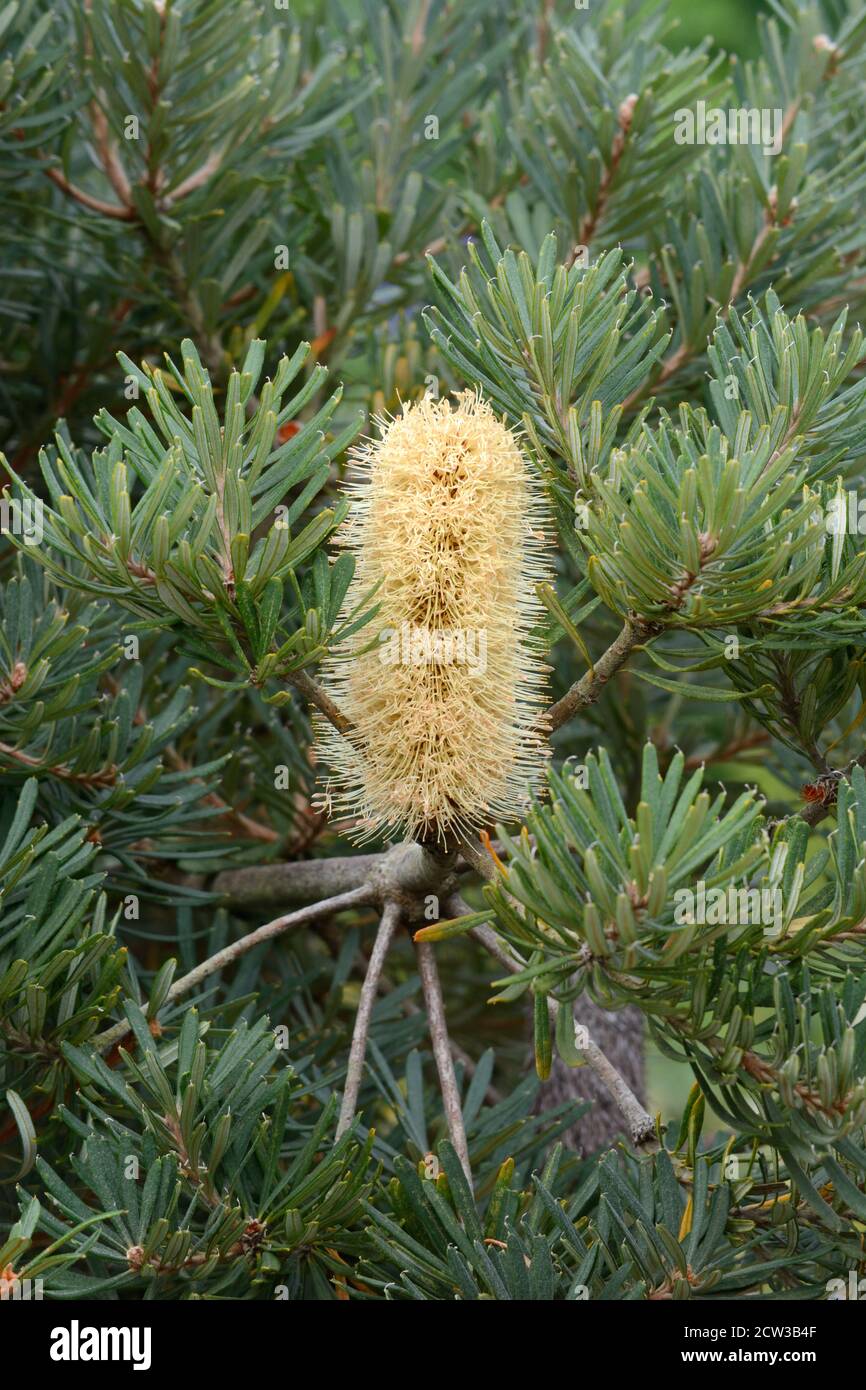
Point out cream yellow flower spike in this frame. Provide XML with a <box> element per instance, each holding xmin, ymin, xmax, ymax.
<box><xmin>315</xmin><ymin>391</ymin><xmax>552</xmax><ymax>844</ymax></box>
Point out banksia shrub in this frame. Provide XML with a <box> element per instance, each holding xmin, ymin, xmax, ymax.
<box><xmin>7</xmin><ymin>0</ymin><xmax>866</xmax><ymax>1326</ymax></box>
<box><xmin>316</xmin><ymin>392</ymin><xmax>551</xmax><ymax>842</ymax></box>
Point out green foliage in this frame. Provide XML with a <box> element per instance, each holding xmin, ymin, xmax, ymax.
<box><xmin>3</xmin><ymin>0</ymin><xmax>866</xmax><ymax>1304</ymax></box>
<box><xmin>427</xmin><ymin>230</ymin><xmax>665</xmax><ymax>489</ymax></box>
<box><xmin>4</xmin><ymin>340</ymin><xmax>368</xmax><ymax>699</ymax></box>
<box><xmin>507</xmin><ymin>2</ymin><xmax>728</xmax><ymax>246</ymax></box>
<box><xmin>0</xmin><ymin>780</ymin><xmax>129</xmax><ymax>1176</ymax></box>
<box><xmin>22</xmin><ymin>1013</ymin><xmax>377</xmax><ymax>1298</ymax></box>
<box><xmin>485</xmin><ymin>752</ymin><xmax>866</xmax><ymax>1232</ymax></box>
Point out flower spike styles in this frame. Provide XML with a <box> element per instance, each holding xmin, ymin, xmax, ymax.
<box><xmin>315</xmin><ymin>392</ymin><xmax>552</xmax><ymax>844</ymax></box>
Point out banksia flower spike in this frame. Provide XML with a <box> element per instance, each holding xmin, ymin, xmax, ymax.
<box><xmin>315</xmin><ymin>391</ymin><xmax>552</xmax><ymax>844</ymax></box>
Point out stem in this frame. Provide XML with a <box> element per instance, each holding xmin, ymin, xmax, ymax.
<box><xmin>548</xmin><ymin>617</ymin><xmax>660</xmax><ymax>733</ymax></box>
<box><xmin>43</xmin><ymin>165</ymin><xmax>134</xmax><ymax>220</ymax></box>
<box><xmin>164</xmin><ymin>746</ymin><xmax>279</xmax><ymax>842</ymax></box>
<box><xmin>410</xmin><ymin>0</ymin><xmax>432</xmax><ymax>55</ymax></box>
<box><xmin>214</xmin><ymin>853</ymin><xmax>382</xmax><ymax>909</ymax></box>
<box><xmin>169</xmin><ymin>885</ymin><xmax>375</xmax><ymax>996</ymax></box>
<box><xmin>288</xmin><ymin>669</ymin><xmax>353</xmax><ymax>737</ymax></box>
<box><xmin>575</xmin><ymin>1024</ymin><xmax>655</xmax><ymax>1148</ymax></box>
<box><xmin>165</xmin><ymin>150</ymin><xmax>223</xmax><ymax>206</ymax></box>
<box><xmin>89</xmin><ymin>100</ymin><xmax>133</xmax><ymax>208</ymax></box>
<box><xmin>573</xmin><ymin>93</ymin><xmax>637</xmax><ymax>253</ymax></box>
<box><xmin>461</xmin><ymin>901</ymin><xmax>657</xmax><ymax>1150</ymax></box>
<box><xmin>95</xmin><ymin>884</ymin><xmax>375</xmax><ymax>1054</ymax></box>
<box><xmin>382</xmin><ymin>976</ymin><xmax>502</xmax><ymax>1104</ymax></box>
<box><xmin>336</xmin><ymin>901</ymin><xmax>402</xmax><ymax>1137</ymax></box>
<box><xmin>416</xmin><ymin>940</ymin><xmax>473</xmax><ymax>1183</ymax></box>
<box><xmin>536</xmin><ymin>0</ymin><xmax>555</xmax><ymax>63</ymax></box>
<box><xmin>152</xmin><ymin>245</ymin><xmax>224</xmax><ymax>380</ymax></box>
<box><xmin>0</xmin><ymin>741</ymin><xmax>118</xmax><ymax>787</ymax></box>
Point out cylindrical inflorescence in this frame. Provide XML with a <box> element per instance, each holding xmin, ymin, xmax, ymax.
<box><xmin>314</xmin><ymin>391</ymin><xmax>552</xmax><ymax>844</ymax></box>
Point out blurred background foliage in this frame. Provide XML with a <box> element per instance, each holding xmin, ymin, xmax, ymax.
<box><xmin>670</xmin><ymin>0</ymin><xmax>768</xmax><ymax>55</ymax></box>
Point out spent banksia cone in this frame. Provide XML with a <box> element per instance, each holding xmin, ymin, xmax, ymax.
<box><xmin>315</xmin><ymin>391</ymin><xmax>552</xmax><ymax>843</ymax></box>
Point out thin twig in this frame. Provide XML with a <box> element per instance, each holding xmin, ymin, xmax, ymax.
<box><xmin>416</xmin><ymin>940</ymin><xmax>473</xmax><ymax>1183</ymax></box>
<box><xmin>89</xmin><ymin>100</ymin><xmax>133</xmax><ymax>208</ymax></box>
<box><xmin>374</xmin><ymin>952</ymin><xmax>502</xmax><ymax>1100</ymax></box>
<box><xmin>288</xmin><ymin>669</ymin><xmax>353</xmax><ymax>737</ymax></box>
<box><xmin>536</xmin><ymin>0</ymin><xmax>555</xmax><ymax>64</ymax></box>
<box><xmin>682</xmin><ymin>730</ymin><xmax>770</xmax><ymax>771</ymax></box>
<box><xmin>547</xmin><ymin>617</ymin><xmax>660</xmax><ymax>733</ymax></box>
<box><xmin>43</xmin><ymin>165</ymin><xmax>135</xmax><ymax>220</ymax></box>
<box><xmin>336</xmin><ymin>901</ymin><xmax>402</xmax><ymax>1137</ymax></box>
<box><xmin>164</xmin><ymin>746</ymin><xmax>279</xmax><ymax>842</ymax></box>
<box><xmin>468</xmin><ymin>921</ymin><xmax>520</xmax><ymax>974</ymax></box>
<box><xmin>0</xmin><ymin>740</ymin><xmax>118</xmax><ymax>788</ymax></box>
<box><xmin>574</xmin><ymin>1025</ymin><xmax>656</xmax><ymax>1149</ymax></box>
<box><xmin>410</xmin><ymin>0</ymin><xmax>432</xmax><ymax>56</ymax></box>
<box><xmin>165</xmin><ymin>149</ymin><xmax>223</xmax><ymax>206</ymax></box>
<box><xmin>169</xmin><ymin>885</ymin><xmax>375</xmax><ymax>998</ymax></box>
<box><xmin>572</xmin><ymin>93</ymin><xmax>637</xmax><ymax>254</ymax></box>
<box><xmin>384</xmin><ymin>979</ymin><xmax>502</xmax><ymax>1104</ymax></box>
<box><xmin>728</xmin><ymin>209</ymin><xmax>775</xmax><ymax>304</ymax></box>
<box><xmin>94</xmin><ymin>884</ymin><xmax>376</xmax><ymax>1054</ymax></box>
<box><xmin>459</xmin><ymin>899</ymin><xmax>657</xmax><ymax>1150</ymax></box>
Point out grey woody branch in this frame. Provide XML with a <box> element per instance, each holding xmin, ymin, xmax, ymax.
<box><xmin>95</xmin><ymin>884</ymin><xmax>376</xmax><ymax>1054</ymax></box>
<box><xmin>454</xmin><ymin>896</ymin><xmax>657</xmax><ymax>1150</ymax></box>
<box><xmin>337</xmin><ymin>900</ymin><xmax>402</xmax><ymax>1138</ymax></box>
<box><xmin>416</xmin><ymin>939</ymin><xmax>473</xmax><ymax>1182</ymax></box>
<box><xmin>214</xmin><ymin>853</ymin><xmax>382</xmax><ymax>909</ymax></box>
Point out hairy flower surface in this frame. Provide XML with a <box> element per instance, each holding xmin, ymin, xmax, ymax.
<box><xmin>315</xmin><ymin>391</ymin><xmax>551</xmax><ymax>843</ymax></box>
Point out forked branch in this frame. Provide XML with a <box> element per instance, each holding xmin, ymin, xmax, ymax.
<box><xmin>416</xmin><ymin>939</ymin><xmax>473</xmax><ymax>1182</ymax></box>
<box><xmin>457</xmin><ymin>903</ymin><xmax>657</xmax><ymax>1150</ymax></box>
<box><xmin>336</xmin><ymin>900</ymin><xmax>402</xmax><ymax>1137</ymax></box>
<box><xmin>95</xmin><ymin>884</ymin><xmax>376</xmax><ymax>1054</ymax></box>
